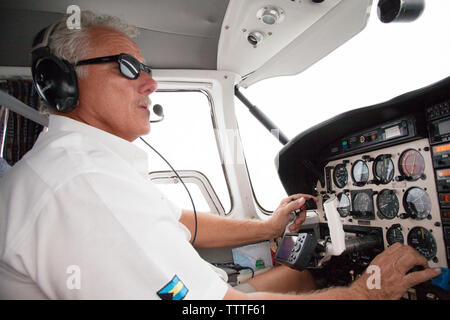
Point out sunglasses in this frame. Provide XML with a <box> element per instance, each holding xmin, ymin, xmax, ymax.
<box><xmin>75</xmin><ymin>53</ymin><xmax>152</xmax><ymax>79</ymax></box>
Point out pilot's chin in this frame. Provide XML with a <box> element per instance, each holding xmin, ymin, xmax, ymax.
<box><xmin>143</xmin><ymin>123</ymin><xmax>151</xmax><ymax>135</ymax></box>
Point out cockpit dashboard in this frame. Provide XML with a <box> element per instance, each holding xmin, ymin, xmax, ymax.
<box><xmin>276</xmin><ymin>76</ymin><xmax>450</xmax><ymax>299</ymax></box>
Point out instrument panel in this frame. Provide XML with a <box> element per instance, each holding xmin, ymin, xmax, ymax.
<box><xmin>316</xmin><ymin>138</ymin><xmax>448</xmax><ymax>268</ymax></box>
<box><xmin>277</xmin><ymin>79</ymin><xmax>450</xmax><ymax>298</ymax></box>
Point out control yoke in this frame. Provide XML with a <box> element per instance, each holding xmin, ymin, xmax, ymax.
<box><xmin>317</xmin><ymin>196</ymin><xmax>346</xmax><ymax>265</ymax></box>
<box><xmin>275</xmin><ymin>195</ymin><xmax>383</xmax><ymax>270</ymax></box>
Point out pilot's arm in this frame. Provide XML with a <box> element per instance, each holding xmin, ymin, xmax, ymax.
<box><xmin>179</xmin><ymin>193</ymin><xmax>317</xmax><ymax>248</ymax></box>
<box><xmin>222</xmin><ymin>242</ymin><xmax>441</xmax><ymax>300</ymax></box>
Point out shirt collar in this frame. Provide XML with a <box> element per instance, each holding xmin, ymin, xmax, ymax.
<box><xmin>47</xmin><ymin>115</ymin><xmax>149</xmax><ymax>175</ymax></box>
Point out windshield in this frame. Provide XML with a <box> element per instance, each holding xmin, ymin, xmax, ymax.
<box><xmin>236</xmin><ymin>0</ymin><xmax>450</xmax><ymax>212</ymax></box>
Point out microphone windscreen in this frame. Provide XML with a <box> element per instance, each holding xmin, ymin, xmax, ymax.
<box><xmin>153</xmin><ymin>104</ymin><xmax>164</xmax><ymax>117</ymax></box>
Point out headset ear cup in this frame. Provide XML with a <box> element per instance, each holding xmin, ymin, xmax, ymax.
<box><xmin>32</xmin><ymin>53</ymin><xmax>79</xmax><ymax>113</ymax></box>
<box><xmin>58</xmin><ymin>59</ymin><xmax>79</xmax><ymax>112</ymax></box>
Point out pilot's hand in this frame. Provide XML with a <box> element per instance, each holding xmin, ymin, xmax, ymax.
<box><xmin>350</xmin><ymin>243</ymin><xmax>442</xmax><ymax>300</ymax></box>
<box><xmin>266</xmin><ymin>193</ymin><xmax>318</xmax><ymax>238</ymax></box>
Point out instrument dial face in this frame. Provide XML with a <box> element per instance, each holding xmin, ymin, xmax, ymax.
<box><xmin>407</xmin><ymin>227</ymin><xmax>437</xmax><ymax>260</ymax></box>
<box><xmin>403</xmin><ymin>187</ymin><xmax>431</xmax><ymax>220</ymax></box>
<box><xmin>333</xmin><ymin>164</ymin><xmax>348</xmax><ymax>189</ymax></box>
<box><xmin>377</xmin><ymin>189</ymin><xmax>399</xmax><ymax>219</ymax></box>
<box><xmin>386</xmin><ymin>225</ymin><xmax>404</xmax><ymax>245</ymax></box>
<box><xmin>352</xmin><ymin>191</ymin><xmax>374</xmax><ymax>218</ymax></box>
<box><xmin>337</xmin><ymin>192</ymin><xmax>351</xmax><ymax>217</ymax></box>
<box><xmin>373</xmin><ymin>155</ymin><xmax>395</xmax><ymax>184</ymax></box>
<box><xmin>399</xmin><ymin>149</ymin><xmax>425</xmax><ymax>180</ymax></box>
<box><xmin>351</xmin><ymin>160</ymin><xmax>369</xmax><ymax>185</ymax></box>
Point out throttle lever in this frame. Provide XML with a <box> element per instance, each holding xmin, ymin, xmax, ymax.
<box><xmin>290</xmin><ymin>198</ymin><xmax>317</xmax><ymax>221</ymax></box>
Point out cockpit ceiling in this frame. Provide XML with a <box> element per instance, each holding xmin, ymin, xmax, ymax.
<box><xmin>0</xmin><ymin>0</ymin><xmax>229</xmax><ymax>70</ymax></box>
<box><xmin>0</xmin><ymin>0</ymin><xmax>371</xmax><ymax>87</ymax></box>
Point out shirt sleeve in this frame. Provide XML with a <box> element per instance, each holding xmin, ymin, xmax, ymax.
<box><xmin>17</xmin><ymin>172</ymin><xmax>229</xmax><ymax>300</ymax></box>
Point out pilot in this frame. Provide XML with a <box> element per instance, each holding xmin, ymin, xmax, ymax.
<box><xmin>0</xmin><ymin>10</ymin><xmax>441</xmax><ymax>300</ymax></box>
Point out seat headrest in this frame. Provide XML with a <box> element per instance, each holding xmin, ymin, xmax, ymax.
<box><xmin>0</xmin><ymin>158</ymin><xmax>11</xmax><ymax>178</ymax></box>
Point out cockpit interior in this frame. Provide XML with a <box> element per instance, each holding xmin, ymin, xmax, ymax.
<box><xmin>0</xmin><ymin>0</ymin><xmax>449</xmax><ymax>301</ymax></box>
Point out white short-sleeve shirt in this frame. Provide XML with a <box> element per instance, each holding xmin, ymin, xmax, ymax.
<box><xmin>0</xmin><ymin>115</ymin><xmax>229</xmax><ymax>300</ymax></box>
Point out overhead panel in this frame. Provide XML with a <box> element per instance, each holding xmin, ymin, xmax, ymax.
<box><xmin>217</xmin><ymin>0</ymin><xmax>372</xmax><ymax>87</ymax></box>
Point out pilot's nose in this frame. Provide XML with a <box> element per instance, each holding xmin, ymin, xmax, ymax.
<box><xmin>138</xmin><ymin>72</ymin><xmax>157</xmax><ymax>95</ymax></box>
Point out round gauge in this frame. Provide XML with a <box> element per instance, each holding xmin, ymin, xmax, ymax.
<box><xmin>377</xmin><ymin>189</ymin><xmax>399</xmax><ymax>219</ymax></box>
<box><xmin>352</xmin><ymin>192</ymin><xmax>372</xmax><ymax>213</ymax></box>
<box><xmin>399</xmin><ymin>149</ymin><xmax>425</xmax><ymax>181</ymax></box>
<box><xmin>407</xmin><ymin>227</ymin><xmax>437</xmax><ymax>260</ymax></box>
<box><xmin>352</xmin><ymin>160</ymin><xmax>369</xmax><ymax>185</ymax></box>
<box><xmin>337</xmin><ymin>193</ymin><xmax>351</xmax><ymax>217</ymax></box>
<box><xmin>403</xmin><ymin>187</ymin><xmax>431</xmax><ymax>220</ymax></box>
<box><xmin>333</xmin><ymin>164</ymin><xmax>348</xmax><ymax>189</ymax></box>
<box><xmin>386</xmin><ymin>225</ymin><xmax>404</xmax><ymax>245</ymax></box>
<box><xmin>373</xmin><ymin>155</ymin><xmax>395</xmax><ymax>184</ymax></box>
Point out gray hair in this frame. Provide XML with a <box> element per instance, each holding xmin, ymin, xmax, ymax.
<box><xmin>50</xmin><ymin>10</ymin><xmax>138</xmax><ymax>78</ymax></box>
<box><xmin>39</xmin><ymin>11</ymin><xmax>137</xmax><ymax>113</ymax></box>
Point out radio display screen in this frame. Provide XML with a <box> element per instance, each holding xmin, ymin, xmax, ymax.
<box><xmin>276</xmin><ymin>235</ymin><xmax>297</xmax><ymax>260</ymax></box>
<box><xmin>437</xmin><ymin>169</ymin><xmax>450</xmax><ymax>179</ymax></box>
<box><xmin>438</xmin><ymin>119</ymin><xmax>450</xmax><ymax>136</ymax></box>
<box><xmin>439</xmin><ymin>193</ymin><xmax>450</xmax><ymax>204</ymax></box>
<box><xmin>433</xmin><ymin>143</ymin><xmax>450</xmax><ymax>154</ymax></box>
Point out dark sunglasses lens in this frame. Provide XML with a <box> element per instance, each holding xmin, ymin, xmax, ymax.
<box><xmin>119</xmin><ymin>55</ymin><xmax>140</xmax><ymax>79</ymax></box>
<box><xmin>142</xmin><ymin>65</ymin><xmax>152</xmax><ymax>77</ymax></box>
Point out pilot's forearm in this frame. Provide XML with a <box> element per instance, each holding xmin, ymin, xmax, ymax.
<box><xmin>252</xmin><ymin>287</ymin><xmax>365</xmax><ymax>300</ymax></box>
<box><xmin>226</xmin><ymin>285</ymin><xmax>368</xmax><ymax>300</ymax></box>
<box><xmin>223</xmin><ymin>287</ymin><xmax>370</xmax><ymax>300</ymax></box>
<box><xmin>180</xmin><ymin>210</ymin><xmax>274</xmax><ymax>248</ymax></box>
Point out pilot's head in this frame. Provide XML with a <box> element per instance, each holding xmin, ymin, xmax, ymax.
<box><xmin>31</xmin><ymin>11</ymin><xmax>157</xmax><ymax>142</ymax></box>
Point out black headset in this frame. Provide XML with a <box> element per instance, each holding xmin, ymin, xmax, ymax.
<box><xmin>31</xmin><ymin>23</ymin><xmax>79</xmax><ymax>112</ymax></box>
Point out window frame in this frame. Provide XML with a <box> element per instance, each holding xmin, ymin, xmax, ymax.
<box><xmin>146</xmin><ymin>88</ymin><xmax>234</xmax><ymax>215</ymax></box>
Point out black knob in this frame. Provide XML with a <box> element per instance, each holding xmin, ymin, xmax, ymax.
<box><xmin>377</xmin><ymin>0</ymin><xmax>425</xmax><ymax>23</ymax></box>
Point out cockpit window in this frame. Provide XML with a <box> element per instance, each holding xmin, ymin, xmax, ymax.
<box><xmin>236</xmin><ymin>1</ymin><xmax>450</xmax><ymax>212</ymax></box>
<box><xmin>135</xmin><ymin>91</ymin><xmax>231</xmax><ymax>214</ymax></box>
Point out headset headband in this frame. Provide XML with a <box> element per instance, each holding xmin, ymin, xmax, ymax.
<box><xmin>31</xmin><ymin>23</ymin><xmax>59</xmax><ymax>53</ymax></box>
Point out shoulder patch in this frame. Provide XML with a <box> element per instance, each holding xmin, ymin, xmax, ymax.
<box><xmin>157</xmin><ymin>275</ymin><xmax>188</xmax><ymax>300</ymax></box>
